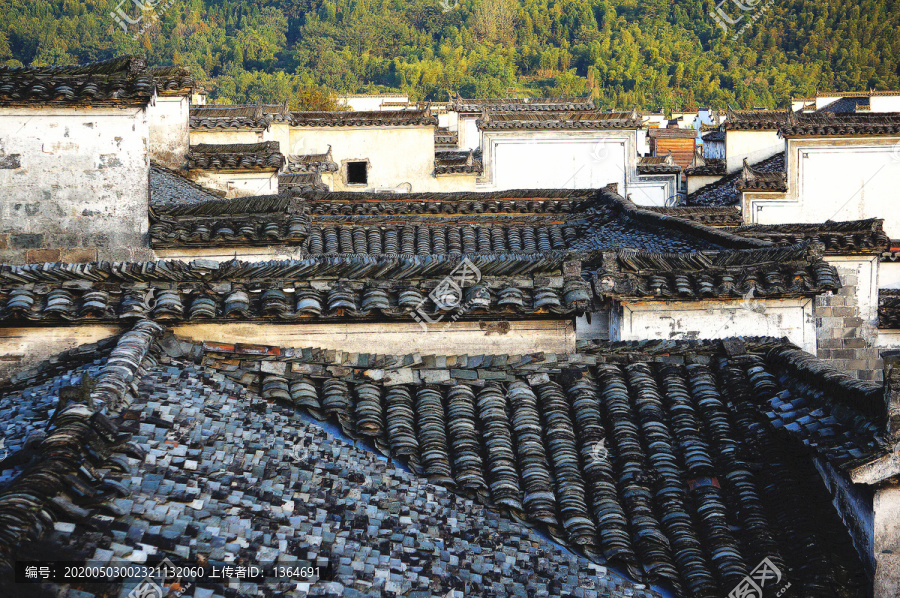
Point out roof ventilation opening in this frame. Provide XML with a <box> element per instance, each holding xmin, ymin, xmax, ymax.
<box><xmin>347</xmin><ymin>161</ymin><xmax>368</xmax><ymax>185</ymax></box>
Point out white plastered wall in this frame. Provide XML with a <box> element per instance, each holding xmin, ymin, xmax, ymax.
<box><xmin>478</xmin><ymin>130</ymin><xmax>636</xmax><ymax>193</ymax></box>
<box><xmin>725</xmin><ymin>129</ymin><xmax>784</xmax><ymax>173</ymax></box>
<box><xmin>613</xmin><ymin>298</ymin><xmax>816</xmax><ymax>354</ymax></box>
<box><xmin>745</xmin><ymin>138</ymin><xmax>900</xmax><ymax>238</ymax></box>
<box><xmin>288</xmin><ymin>125</ymin><xmax>451</xmax><ymax>192</ymax></box>
<box><xmin>189</xmin><ymin>170</ymin><xmax>279</xmax><ymax>198</ymax></box>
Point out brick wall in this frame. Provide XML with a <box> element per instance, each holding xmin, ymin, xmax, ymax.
<box><xmin>815</xmin><ymin>257</ymin><xmax>882</xmax><ymax>381</ymax></box>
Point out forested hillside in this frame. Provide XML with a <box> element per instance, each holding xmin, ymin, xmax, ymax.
<box><xmin>3</xmin><ymin>0</ymin><xmax>899</xmax><ymax>110</ymax></box>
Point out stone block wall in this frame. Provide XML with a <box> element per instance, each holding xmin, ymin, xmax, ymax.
<box><xmin>815</xmin><ymin>257</ymin><xmax>882</xmax><ymax>381</ymax></box>
<box><xmin>0</xmin><ymin>107</ymin><xmax>153</xmax><ymax>264</ymax></box>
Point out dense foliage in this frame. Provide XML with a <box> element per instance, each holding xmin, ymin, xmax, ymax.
<box><xmin>3</xmin><ymin>0</ymin><xmax>899</xmax><ymax>110</ymax></box>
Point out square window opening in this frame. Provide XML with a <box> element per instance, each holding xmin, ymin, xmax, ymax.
<box><xmin>347</xmin><ymin>162</ymin><xmax>368</xmax><ymax>185</ymax></box>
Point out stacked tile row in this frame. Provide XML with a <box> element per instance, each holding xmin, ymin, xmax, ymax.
<box><xmin>150</xmin><ymin>217</ymin><xmax>308</xmax><ymax>247</ymax></box>
<box><xmin>598</xmin><ymin>261</ymin><xmax>842</xmax><ymax>300</ymax></box>
<box><xmin>305</xmin><ymin>224</ymin><xmax>577</xmax><ymax>255</ymax></box>
<box><xmin>0</xmin><ymin>279</ymin><xmax>592</xmax><ymax>323</ymax></box>
<box><xmin>305</xmin><ymin>198</ymin><xmax>590</xmax><ymax>216</ymax></box>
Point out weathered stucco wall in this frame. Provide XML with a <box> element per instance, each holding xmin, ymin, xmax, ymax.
<box><xmin>289</xmin><ymin>126</ymin><xmax>443</xmax><ymax>192</ymax></box>
<box><xmin>874</xmin><ymin>484</ymin><xmax>900</xmax><ymax>598</ymax></box>
<box><xmin>188</xmin><ymin>170</ymin><xmax>279</xmax><ymax>198</ymax></box>
<box><xmin>189</xmin><ymin>129</ymin><xmax>266</xmax><ymax>145</ymax></box>
<box><xmin>0</xmin><ymin>325</ymin><xmax>123</xmax><ymax>382</ymax></box>
<box><xmin>815</xmin><ymin>257</ymin><xmax>882</xmax><ymax>380</ymax></box>
<box><xmin>613</xmin><ymin>298</ymin><xmax>816</xmax><ymax>353</ymax></box>
<box><xmin>148</xmin><ymin>96</ymin><xmax>189</xmax><ymax>169</ymax></box>
<box><xmin>431</xmin><ymin>173</ymin><xmax>477</xmax><ymax>192</ymax></box>
<box><xmin>0</xmin><ymin>107</ymin><xmax>151</xmax><ymax>263</ymax></box>
<box><xmin>154</xmin><ymin>246</ymin><xmax>307</xmax><ymax>262</ymax></box>
<box><xmin>171</xmin><ymin>320</ymin><xmax>575</xmax><ymax>355</ymax></box>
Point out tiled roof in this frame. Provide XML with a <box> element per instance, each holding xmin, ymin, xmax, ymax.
<box><xmin>190</xmin><ymin>101</ymin><xmax>290</xmax><ymax>120</ymax></box>
<box><xmin>286</xmin><ymin>146</ymin><xmax>338</xmax><ymax>173</ymax></box>
<box><xmin>0</xmin><ymin>326</ymin><xmax>668</xmax><ymax>598</ymax></box>
<box><xmin>148</xmin><ymin>65</ymin><xmax>193</xmax><ymax>96</ymax></box>
<box><xmin>180</xmin><ymin>335</ymin><xmax>874</xmax><ymax>595</ymax></box>
<box><xmin>188</xmin><ymin>101</ymin><xmax>287</xmax><ymax>129</ymax></box>
<box><xmin>0</xmin><ymin>55</ymin><xmax>154</xmax><ymax>107</ymax></box>
<box><xmin>637</xmin><ymin>153</ymin><xmax>681</xmax><ymax>175</ymax></box>
<box><xmin>683</xmin><ymin>153</ymin><xmax>785</xmax><ymax>207</ymax></box>
<box><xmin>279</xmin><ymin>172</ymin><xmax>329</xmax><ymax>193</ymax></box>
<box><xmin>186</xmin><ymin>141</ymin><xmax>285</xmax><ymax>170</ymax></box>
<box><xmin>725</xmin><ymin>219</ymin><xmax>890</xmax><ymax>255</ymax></box>
<box><xmin>879</xmin><ymin>289</ymin><xmax>900</xmax><ymax>328</ymax></box>
<box><xmin>700</xmin><ymin>129</ymin><xmax>725</xmax><ymax>143</ymax></box>
<box><xmin>0</xmin><ymin>255</ymin><xmax>839</xmax><ymax>332</ymax></box>
<box><xmin>434</xmin><ymin>126</ymin><xmax>458</xmax><ymax>148</ymax></box>
<box><xmin>149</xmin><ymin>187</ymin><xmax>765</xmax><ymax>254</ymax></box>
<box><xmin>0</xmin><ymin>320</ymin><xmax>164</xmax><ymax>582</ymax></box>
<box><xmin>816</xmin><ymin>96</ymin><xmax>872</xmax><ymax>113</ymax></box>
<box><xmin>646</xmin><ymin>128</ymin><xmax>697</xmax><ymax>138</ymax></box>
<box><xmin>683</xmin><ymin>152</ymin><xmax>725</xmax><ymax>177</ymax></box>
<box><xmin>151</xmin><ymin>193</ymin><xmax>302</xmax><ymax>246</ymax></box>
<box><xmin>434</xmin><ymin>149</ymin><xmax>483</xmax><ymax>175</ymax></box>
<box><xmin>291</xmin><ymin>109</ymin><xmax>438</xmax><ymax>127</ymax></box>
<box><xmin>592</xmin><ymin>244</ymin><xmax>840</xmax><ymax>300</ymax></box>
<box><xmin>723</xmin><ymin>108</ymin><xmax>791</xmax><ymax>130</ymax></box>
<box><xmin>0</xmin><ymin>273</ymin><xmax>591</xmax><ymax>324</ymax></box>
<box><xmin>780</xmin><ymin>111</ymin><xmax>900</xmax><ymax>136</ymax></box>
<box><xmin>644</xmin><ymin>206</ymin><xmax>742</xmax><ymax>226</ymax></box>
<box><xmin>478</xmin><ymin>110</ymin><xmax>641</xmax><ymax>130</ymax></box>
<box><xmin>448</xmin><ymin>95</ymin><xmax>596</xmax><ymax>113</ymax></box>
<box><xmin>736</xmin><ymin>158</ymin><xmax>787</xmax><ymax>192</ymax></box>
<box><xmin>299</xmin><ymin>189</ymin><xmax>599</xmax><ymax>213</ymax></box>
<box><xmin>0</xmin><ymin>326</ymin><xmax>877</xmax><ymax>596</ymax></box>
<box><xmin>149</xmin><ymin>163</ymin><xmax>226</xmax><ymax>211</ymax></box>
<box><xmin>4</xmin><ymin>194</ymin><xmax>845</xmax><ymax>325</ymax></box>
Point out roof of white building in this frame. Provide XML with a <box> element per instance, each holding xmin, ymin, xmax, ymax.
<box><xmin>0</xmin><ymin>55</ymin><xmax>156</xmax><ymax>107</ymax></box>
<box><xmin>477</xmin><ymin>110</ymin><xmax>641</xmax><ymax>130</ymax></box>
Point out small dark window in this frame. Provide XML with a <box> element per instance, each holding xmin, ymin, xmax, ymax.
<box><xmin>347</xmin><ymin>161</ymin><xmax>368</xmax><ymax>185</ymax></box>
